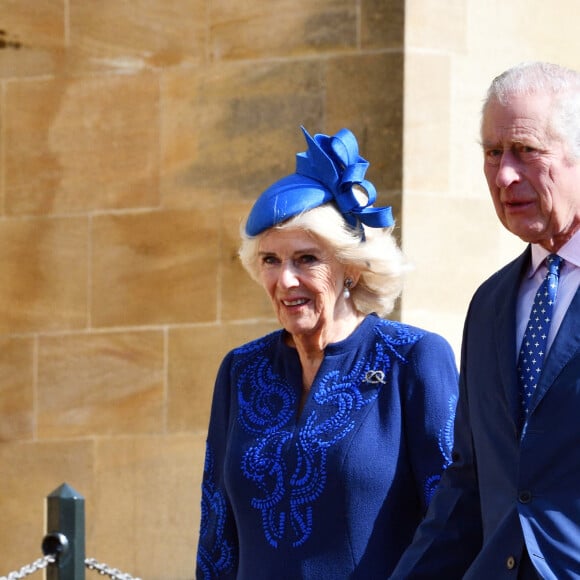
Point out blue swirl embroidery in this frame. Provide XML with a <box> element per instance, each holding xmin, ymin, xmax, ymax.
<box><xmin>237</xmin><ymin>351</ymin><xmax>296</xmax><ymax>436</ymax></box>
<box><xmin>237</xmin><ymin>321</ymin><xmax>424</xmax><ymax>548</ymax></box>
<box><xmin>439</xmin><ymin>394</ymin><xmax>457</xmax><ymax>468</ymax></box>
<box><xmin>423</xmin><ymin>393</ymin><xmax>458</xmax><ymax>504</ymax></box>
<box><xmin>197</xmin><ymin>445</ymin><xmax>236</xmax><ymax>578</ymax></box>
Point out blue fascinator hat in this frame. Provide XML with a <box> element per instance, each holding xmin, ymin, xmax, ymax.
<box><xmin>244</xmin><ymin>126</ymin><xmax>394</xmax><ymax>236</ymax></box>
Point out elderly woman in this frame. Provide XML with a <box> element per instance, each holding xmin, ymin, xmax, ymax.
<box><xmin>196</xmin><ymin>127</ymin><xmax>458</xmax><ymax>579</ymax></box>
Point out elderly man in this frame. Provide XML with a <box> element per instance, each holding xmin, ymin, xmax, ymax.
<box><xmin>391</xmin><ymin>61</ymin><xmax>580</xmax><ymax>579</ymax></box>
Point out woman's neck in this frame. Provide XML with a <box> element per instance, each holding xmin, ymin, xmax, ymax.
<box><xmin>288</xmin><ymin>310</ymin><xmax>365</xmax><ymax>385</ymax></box>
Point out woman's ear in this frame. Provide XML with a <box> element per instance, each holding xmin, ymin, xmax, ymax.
<box><xmin>344</xmin><ymin>269</ymin><xmax>361</xmax><ymax>288</ymax></box>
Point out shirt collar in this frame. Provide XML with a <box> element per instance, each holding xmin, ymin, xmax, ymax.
<box><xmin>528</xmin><ymin>229</ymin><xmax>580</xmax><ymax>278</ymax></box>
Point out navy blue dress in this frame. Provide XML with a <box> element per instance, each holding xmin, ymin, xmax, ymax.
<box><xmin>196</xmin><ymin>314</ymin><xmax>458</xmax><ymax>579</ymax></box>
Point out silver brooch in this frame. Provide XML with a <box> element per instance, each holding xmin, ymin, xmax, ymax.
<box><xmin>363</xmin><ymin>370</ymin><xmax>385</xmax><ymax>384</ymax></box>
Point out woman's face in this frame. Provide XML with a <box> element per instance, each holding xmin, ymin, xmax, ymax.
<box><xmin>257</xmin><ymin>228</ymin><xmax>351</xmax><ymax>342</ymax></box>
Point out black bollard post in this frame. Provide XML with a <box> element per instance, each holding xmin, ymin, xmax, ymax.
<box><xmin>43</xmin><ymin>483</ymin><xmax>85</xmax><ymax>580</ymax></box>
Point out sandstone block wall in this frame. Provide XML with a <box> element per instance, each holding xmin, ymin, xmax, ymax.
<box><xmin>2</xmin><ymin>1</ymin><xmax>579</xmax><ymax>577</ymax></box>
<box><xmin>0</xmin><ymin>1</ymin><xmax>403</xmax><ymax>577</ymax></box>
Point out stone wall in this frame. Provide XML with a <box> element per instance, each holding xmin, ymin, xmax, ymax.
<box><xmin>0</xmin><ymin>1</ymin><xmax>404</xmax><ymax>577</ymax></box>
<box><xmin>1</xmin><ymin>1</ymin><xmax>580</xmax><ymax>577</ymax></box>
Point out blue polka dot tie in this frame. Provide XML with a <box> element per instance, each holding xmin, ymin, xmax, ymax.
<box><xmin>517</xmin><ymin>253</ymin><xmax>563</xmax><ymax>427</ymax></box>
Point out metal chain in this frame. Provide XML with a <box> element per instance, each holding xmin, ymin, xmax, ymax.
<box><xmin>85</xmin><ymin>557</ymin><xmax>142</xmax><ymax>580</ymax></box>
<box><xmin>0</xmin><ymin>555</ymin><xmax>55</xmax><ymax>580</ymax></box>
<box><xmin>1</xmin><ymin>555</ymin><xmax>142</xmax><ymax>580</ymax></box>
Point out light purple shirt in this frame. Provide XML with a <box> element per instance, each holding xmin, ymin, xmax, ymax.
<box><xmin>516</xmin><ymin>230</ymin><xmax>580</xmax><ymax>358</ymax></box>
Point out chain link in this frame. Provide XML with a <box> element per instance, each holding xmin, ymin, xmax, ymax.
<box><xmin>0</xmin><ymin>555</ymin><xmax>55</xmax><ymax>580</ymax></box>
<box><xmin>1</xmin><ymin>555</ymin><xmax>142</xmax><ymax>580</ymax></box>
<box><xmin>85</xmin><ymin>557</ymin><xmax>142</xmax><ymax>580</ymax></box>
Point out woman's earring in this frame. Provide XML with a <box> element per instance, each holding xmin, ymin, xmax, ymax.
<box><xmin>344</xmin><ymin>277</ymin><xmax>353</xmax><ymax>299</ymax></box>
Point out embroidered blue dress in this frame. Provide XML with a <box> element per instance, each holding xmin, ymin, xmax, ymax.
<box><xmin>196</xmin><ymin>314</ymin><xmax>458</xmax><ymax>579</ymax></box>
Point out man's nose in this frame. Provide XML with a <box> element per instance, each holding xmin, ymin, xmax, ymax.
<box><xmin>495</xmin><ymin>150</ymin><xmax>521</xmax><ymax>189</ymax></box>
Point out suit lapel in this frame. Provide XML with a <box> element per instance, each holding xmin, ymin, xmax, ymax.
<box><xmin>494</xmin><ymin>250</ymin><xmax>530</xmax><ymax>424</ymax></box>
<box><xmin>530</xmin><ymin>286</ymin><xmax>580</xmax><ymax>414</ymax></box>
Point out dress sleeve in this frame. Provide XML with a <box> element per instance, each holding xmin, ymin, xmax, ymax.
<box><xmin>391</xmin><ymin>318</ymin><xmax>483</xmax><ymax>578</ymax></box>
<box><xmin>403</xmin><ymin>331</ymin><xmax>459</xmax><ymax>512</ymax></box>
<box><xmin>196</xmin><ymin>352</ymin><xmax>239</xmax><ymax>580</ymax></box>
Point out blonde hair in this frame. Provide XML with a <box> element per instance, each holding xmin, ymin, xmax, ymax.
<box><xmin>239</xmin><ymin>203</ymin><xmax>407</xmax><ymax>317</ymax></box>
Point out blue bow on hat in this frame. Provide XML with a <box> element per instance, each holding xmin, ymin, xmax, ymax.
<box><xmin>245</xmin><ymin>126</ymin><xmax>394</xmax><ymax>236</ymax></box>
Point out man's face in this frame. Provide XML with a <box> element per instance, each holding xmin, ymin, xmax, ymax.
<box><xmin>481</xmin><ymin>92</ymin><xmax>580</xmax><ymax>251</ymax></box>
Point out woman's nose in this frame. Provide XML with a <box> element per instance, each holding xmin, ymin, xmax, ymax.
<box><xmin>278</xmin><ymin>262</ymin><xmax>299</xmax><ymax>288</ymax></box>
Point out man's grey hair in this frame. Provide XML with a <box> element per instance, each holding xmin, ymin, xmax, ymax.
<box><xmin>482</xmin><ymin>61</ymin><xmax>580</xmax><ymax>160</ymax></box>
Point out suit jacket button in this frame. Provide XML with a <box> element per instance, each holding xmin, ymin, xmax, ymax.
<box><xmin>506</xmin><ymin>556</ymin><xmax>516</xmax><ymax>570</ymax></box>
<box><xmin>518</xmin><ymin>490</ymin><xmax>532</xmax><ymax>503</ymax></box>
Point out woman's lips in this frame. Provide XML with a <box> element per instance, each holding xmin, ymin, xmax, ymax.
<box><xmin>282</xmin><ymin>298</ymin><xmax>309</xmax><ymax>307</ymax></box>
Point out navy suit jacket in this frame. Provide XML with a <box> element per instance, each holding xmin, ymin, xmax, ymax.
<box><xmin>391</xmin><ymin>247</ymin><xmax>580</xmax><ymax>579</ymax></box>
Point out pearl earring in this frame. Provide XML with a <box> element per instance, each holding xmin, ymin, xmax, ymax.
<box><xmin>344</xmin><ymin>277</ymin><xmax>353</xmax><ymax>299</ymax></box>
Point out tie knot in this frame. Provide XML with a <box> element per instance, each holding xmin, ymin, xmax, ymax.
<box><xmin>546</xmin><ymin>254</ymin><xmax>563</xmax><ymax>276</ymax></box>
